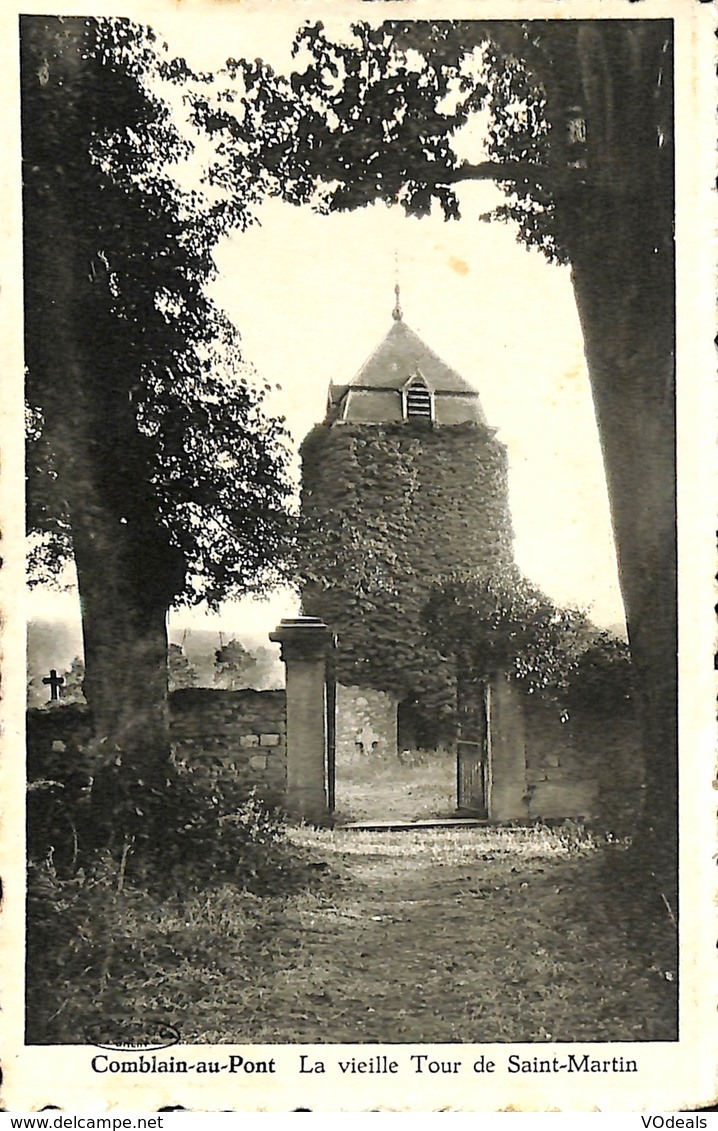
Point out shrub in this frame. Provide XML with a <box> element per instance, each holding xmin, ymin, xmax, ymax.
<box><xmin>26</xmin><ymin>763</ymin><xmax>322</xmax><ymax>1043</ymax></box>
<box><xmin>565</xmin><ymin>630</ymin><xmax>634</xmax><ymax>713</ymax></box>
<box><xmin>27</xmin><ymin>748</ymin><xmax>315</xmax><ymax>897</ymax></box>
<box><xmin>426</xmin><ymin>567</ymin><xmax>633</xmax><ymax>716</ymax></box>
<box><xmin>25</xmin><ymin>854</ymin><xmax>263</xmax><ymax>1044</ymax></box>
<box><xmin>127</xmin><ymin>761</ymin><xmax>304</xmax><ymax>897</ymax></box>
<box><xmin>26</xmin><ymin>777</ymin><xmax>91</xmax><ymax>877</ymax></box>
<box><xmin>426</xmin><ymin>566</ymin><xmax>592</xmax><ymax>696</ymax></box>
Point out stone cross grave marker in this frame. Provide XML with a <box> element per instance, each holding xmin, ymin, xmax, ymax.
<box><xmin>42</xmin><ymin>669</ymin><xmax>65</xmax><ymax>702</ymax></box>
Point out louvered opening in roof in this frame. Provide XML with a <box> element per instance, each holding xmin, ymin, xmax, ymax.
<box><xmin>406</xmin><ymin>380</ymin><xmax>433</xmax><ymax>420</ymax></box>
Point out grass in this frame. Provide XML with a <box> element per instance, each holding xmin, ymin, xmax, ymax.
<box><xmin>29</xmin><ymin>823</ymin><xmax>677</xmax><ymax>1046</ymax></box>
<box><xmin>289</xmin><ymin>821</ymin><xmax>598</xmax><ymax>858</ymax></box>
<box><xmin>335</xmin><ymin>747</ymin><xmax>459</xmax><ymax>822</ymax></box>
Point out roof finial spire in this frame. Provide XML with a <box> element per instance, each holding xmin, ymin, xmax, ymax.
<box><xmin>392</xmin><ymin>281</ymin><xmax>403</xmax><ymax>322</ymax></box>
<box><xmin>392</xmin><ymin>250</ymin><xmax>403</xmax><ymax>321</ymax></box>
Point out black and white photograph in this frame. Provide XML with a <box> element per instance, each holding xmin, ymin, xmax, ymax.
<box><xmin>2</xmin><ymin>0</ymin><xmax>715</xmax><ymax>1113</ymax></box>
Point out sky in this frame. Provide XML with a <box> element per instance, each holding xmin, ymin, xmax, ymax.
<box><xmin>27</xmin><ymin>10</ymin><xmax>626</xmax><ymax>647</ymax></box>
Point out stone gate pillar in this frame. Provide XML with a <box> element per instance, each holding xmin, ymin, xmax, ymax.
<box><xmin>487</xmin><ymin>671</ymin><xmax>529</xmax><ymax>820</ymax></box>
<box><xmin>269</xmin><ymin>616</ymin><xmax>332</xmax><ymax>822</ymax></box>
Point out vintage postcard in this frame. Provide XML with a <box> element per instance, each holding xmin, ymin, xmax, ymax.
<box><xmin>0</xmin><ymin>0</ymin><xmax>715</xmax><ymax>1113</ymax></box>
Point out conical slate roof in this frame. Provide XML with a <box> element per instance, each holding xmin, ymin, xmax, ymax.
<box><xmin>327</xmin><ymin>303</ymin><xmax>488</xmax><ymax>427</ymax></box>
<box><xmin>351</xmin><ymin>318</ymin><xmax>479</xmax><ymax>395</ymax></box>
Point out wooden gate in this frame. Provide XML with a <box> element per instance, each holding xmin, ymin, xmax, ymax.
<box><xmin>456</xmin><ymin>678</ymin><xmax>490</xmax><ymax>816</ymax></box>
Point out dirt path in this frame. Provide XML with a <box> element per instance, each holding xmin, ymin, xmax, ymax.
<box><xmin>190</xmin><ymin>827</ymin><xmax>676</xmax><ymax>1044</ymax></box>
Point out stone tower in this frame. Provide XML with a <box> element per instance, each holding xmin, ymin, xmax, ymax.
<box><xmin>298</xmin><ymin>289</ymin><xmax>514</xmax><ymax>758</ymax></box>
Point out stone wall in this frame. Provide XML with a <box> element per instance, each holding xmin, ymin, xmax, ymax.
<box><xmin>26</xmin><ymin>703</ymin><xmax>94</xmax><ymax>781</ymax></box>
<box><xmin>523</xmin><ymin>695</ymin><xmax>599</xmax><ymax>820</ymax></box>
<box><xmin>335</xmin><ymin>684</ymin><xmax>398</xmax><ymax>761</ymax></box>
<box><xmin>25</xmin><ymin>692</ymin><xmax>288</xmax><ymax>807</ymax></box>
<box><xmin>169</xmin><ymin>688</ymin><xmax>287</xmax><ymax>807</ymax></box>
<box><xmin>521</xmin><ymin>693</ymin><xmax>643</xmax><ymax>829</ymax></box>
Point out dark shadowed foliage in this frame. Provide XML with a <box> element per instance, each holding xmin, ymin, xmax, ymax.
<box><xmin>22</xmin><ymin>17</ymin><xmax>295</xmax><ymax>797</ymax></box>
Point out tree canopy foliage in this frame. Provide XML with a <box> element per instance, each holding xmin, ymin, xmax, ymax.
<box><xmin>426</xmin><ymin>566</ymin><xmax>632</xmax><ymax>714</ymax></box>
<box><xmin>24</xmin><ymin>16</ymin><xmax>294</xmax><ymax>609</ymax></box>
<box><xmin>168</xmin><ymin>643</ymin><xmax>198</xmax><ymax>691</ymax></box>
<box><xmin>425</xmin><ymin>567</ymin><xmax>593</xmax><ymax>696</ymax></box>
<box><xmin>214</xmin><ymin>637</ymin><xmax>258</xmax><ymax>691</ymax></box>
<box><xmin>22</xmin><ymin>15</ymin><xmax>298</xmax><ymax>777</ymax></box>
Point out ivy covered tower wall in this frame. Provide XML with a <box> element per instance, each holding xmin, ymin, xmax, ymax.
<box><xmin>298</xmin><ymin>291</ymin><xmax>514</xmax><ymax>757</ymax></box>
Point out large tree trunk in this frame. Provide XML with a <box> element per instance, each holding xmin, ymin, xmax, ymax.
<box><xmin>571</xmin><ymin>259</ymin><xmax>677</xmax><ymax>903</ymax></box>
<box><xmin>22</xmin><ymin>17</ymin><xmax>184</xmax><ymax>789</ymax></box>
<box><xmin>566</xmin><ymin>24</ymin><xmax>677</xmax><ymax>909</ymax></box>
<box><xmin>68</xmin><ymin>462</ymin><xmax>176</xmax><ymax>783</ymax></box>
<box><xmin>41</xmin><ymin>379</ymin><xmax>176</xmax><ymax>784</ymax></box>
